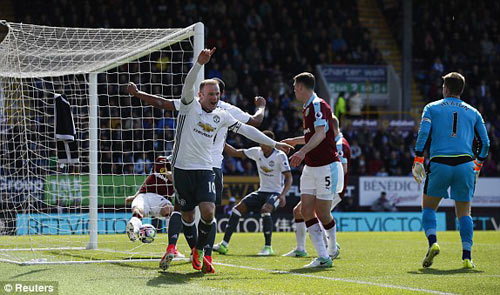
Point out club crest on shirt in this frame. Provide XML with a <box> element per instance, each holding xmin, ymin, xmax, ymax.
<box><xmin>213</xmin><ymin>115</ymin><xmax>220</xmax><ymax>123</ymax></box>
<box><xmin>197</xmin><ymin>122</ymin><xmax>215</xmax><ymax>132</ymax></box>
<box><xmin>315</xmin><ymin>111</ymin><xmax>323</xmax><ymax>119</ymax></box>
<box><xmin>268</xmin><ymin>160</ymin><xmax>275</xmax><ymax>167</ymax></box>
<box><xmin>160</xmin><ymin>167</ymin><xmax>166</xmax><ymax>174</ymax></box>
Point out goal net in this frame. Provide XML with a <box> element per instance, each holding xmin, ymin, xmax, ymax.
<box><xmin>0</xmin><ymin>21</ymin><xmax>204</xmax><ymax>264</ymax></box>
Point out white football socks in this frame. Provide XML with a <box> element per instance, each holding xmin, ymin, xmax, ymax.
<box><xmin>295</xmin><ymin>221</ymin><xmax>307</xmax><ymax>252</ymax></box>
<box><xmin>307</xmin><ymin>222</ymin><xmax>328</xmax><ymax>258</ymax></box>
<box><xmin>130</xmin><ymin>216</ymin><xmax>142</xmax><ymax>232</ymax></box>
<box><xmin>324</xmin><ymin>224</ymin><xmax>337</xmax><ymax>252</ymax></box>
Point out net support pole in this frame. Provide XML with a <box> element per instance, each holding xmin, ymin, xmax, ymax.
<box><xmin>87</xmin><ymin>72</ymin><xmax>99</xmax><ymax>250</ymax></box>
<box><xmin>193</xmin><ymin>22</ymin><xmax>204</xmax><ymax>225</ymax></box>
<box><xmin>193</xmin><ymin>22</ymin><xmax>204</xmax><ymax>94</ymax></box>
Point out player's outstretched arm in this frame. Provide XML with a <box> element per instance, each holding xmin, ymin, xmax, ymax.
<box><xmin>289</xmin><ymin>126</ymin><xmax>325</xmax><ymax>167</ymax></box>
<box><xmin>247</xmin><ymin>96</ymin><xmax>266</xmax><ymax>127</ymax></box>
<box><xmin>231</xmin><ymin>123</ymin><xmax>293</xmax><ymax>154</ymax></box>
<box><xmin>181</xmin><ymin>47</ymin><xmax>216</xmax><ymax>105</ymax></box>
<box><xmin>223</xmin><ymin>143</ymin><xmax>247</xmax><ymax>159</ymax></box>
<box><xmin>127</xmin><ymin>82</ymin><xmax>177</xmax><ymax>111</ymax></box>
<box><xmin>281</xmin><ymin>136</ymin><xmax>305</xmax><ymax>147</ymax></box>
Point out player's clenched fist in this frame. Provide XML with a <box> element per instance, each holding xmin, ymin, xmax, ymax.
<box><xmin>254</xmin><ymin>96</ymin><xmax>266</xmax><ymax>108</ymax></box>
<box><xmin>127</xmin><ymin>82</ymin><xmax>139</xmax><ymax>96</ymax></box>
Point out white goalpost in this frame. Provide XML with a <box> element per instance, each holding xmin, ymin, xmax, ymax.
<box><xmin>0</xmin><ymin>21</ymin><xmax>204</xmax><ymax>264</ymax></box>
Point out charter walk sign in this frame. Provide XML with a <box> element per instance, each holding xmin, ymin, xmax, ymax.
<box><xmin>320</xmin><ymin>65</ymin><xmax>388</xmax><ymax>96</ymax></box>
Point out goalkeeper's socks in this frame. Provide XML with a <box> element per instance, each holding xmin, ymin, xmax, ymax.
<box><xmin>167</xmin><ymin>211</ymin><xmax>182</xmax><ymax>246</ymax></box>
<box><xmin>422</xmin><ymin>208</ymin><xmax>437</xmax><ymax>247</ymax></box>
<box><xmin>182</xmin><ymin>218</ymin><xmax>198</xmax><ymax>249</ymax></box>
<box><xmin>459</xmin><ymin>216</ymin><xmax>473</xmax><ymax>260</ymax></box>
<box><xmin>295</xmin><ymin>219</ymin><xmax>307</xmax><ymax>252</ymax></box>
<box><xmin>204</xmin><ymin>220</ymin><xmax>217</xmax><ymax>256</ymax></box>
<box><xmin>222</xmin><ymin>209</ymin><xmax>241</xmax><ymax>245</ymax></box>
<box><xmin>262</xmin><ymin>213</ymin><xmax>273</xmax><ymax>246</ymax></box>
<box><xmin>196</xmin><ymin>218</ymin><xmax>214</xmax><ymax>251</ymax></box>
<box><xmin>306</xmin><ymin>218</ymin><xmax>328</xmax><ymax>258</ymax></box>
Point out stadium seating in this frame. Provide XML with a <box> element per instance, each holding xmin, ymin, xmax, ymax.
<box><xmin>13</xmin><ymin>0</ymin><xmax>498</xmax><ymax>176</ymax></box>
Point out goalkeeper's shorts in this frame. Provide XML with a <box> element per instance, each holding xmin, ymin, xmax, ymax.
<box><xmin>424</xmin><ymin>161</ymin><xmax>475</xmax><ymax>202</ymax></box>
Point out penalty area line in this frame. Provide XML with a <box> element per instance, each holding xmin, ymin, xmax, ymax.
<box><xmin>213</xmin><ymin>262</ymin><xmax>456</xmax><ymax>295</ymax></box>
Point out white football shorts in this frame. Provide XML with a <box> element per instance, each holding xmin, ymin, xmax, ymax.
<box><xmin>300</xmin><ymin>162</ymin><xmax>344</xmax><ymax>201</ymax></box>
<box><xmin>131</xmin><ymin>192</ymin><xmax>172</xmax><ymax>218</ymax></box>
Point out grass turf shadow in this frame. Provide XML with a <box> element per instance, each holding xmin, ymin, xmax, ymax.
<box><xmin>408</xmin><ymin>268</ymin><xmax>484</xmax><ymax>275</ymax></box>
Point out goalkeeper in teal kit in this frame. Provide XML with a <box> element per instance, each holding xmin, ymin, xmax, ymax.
<box><xmin>412</xmin><ymin>72</ymin><xmax>489</xmax><ymax>269</ymax></box>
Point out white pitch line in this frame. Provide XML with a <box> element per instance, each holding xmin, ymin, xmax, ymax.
<box><xmin>213</xmin><ymin>262</ymin><xmax>457</xmax><ymax>295</ymax></box>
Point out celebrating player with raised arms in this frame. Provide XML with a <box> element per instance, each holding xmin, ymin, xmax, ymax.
<box><xmin>127</xmin><ymin>62</ymin><xmax>267</xmax><ymax>271</ymax></box>
<box><xmin>153</xmin><ymin>47</ymin><xmax>291</xmax><ymax>273</ymax></box>
<box><xmin>213</xmin><ymin>130</ymin><xmax>293</xmax><ymax>256</ymax></box>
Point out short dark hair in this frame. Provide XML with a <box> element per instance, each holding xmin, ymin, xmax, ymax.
<box><xmin>263</xmin><ymin>130</ymin><xmax>275</xmax><ymax>140</ymax></box>
<box><xmin>213</xmin><ymin>77</ymin><xmax>225</xmax><ymax>94</ymax></box>
<box><xmin>293</xmin><ymin>72</ymin><xmax>315</xmax><ymax>90</ymax></box>
<box><xmin>199</xmin><ymin>79</ymin><xmax>219</xmax><ymax>91</ymax></box>
<box><xmin>442</xmin><ymin>72</ymin><xmax>465</xmax><ymax>96</ymax></box>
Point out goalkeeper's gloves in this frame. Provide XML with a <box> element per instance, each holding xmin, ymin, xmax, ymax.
<box><xmin>412</xmin><ymin>156</ymin><xmax>426</xmax><ymax>184</ymax></box>
<box><xmin>473</xmin><ymin>159</ymin><xmax>483</xmax><ymax>182</ymax></box>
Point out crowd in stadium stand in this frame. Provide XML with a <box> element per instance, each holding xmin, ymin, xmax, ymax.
<box><xmin>380</xmin><ymin>0</ymin><xmax>500</xmax><ymax>176</ymax></box>
<box><xmin>14</xmin><ymin>0</ymin><xmax>499</xmax><ymax>177</ymax></box>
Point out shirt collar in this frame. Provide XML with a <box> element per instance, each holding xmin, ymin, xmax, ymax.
<box><xmin>194</xmin><ymin>97</ymin><xmax>203</xmax><ymax>114</ymax></box>
<box><xmin>303</xmin><ymin>92</ymin><xmax>317</xmax><ymax>109</ymax></box>
<box><xmin>263</xmin><ymin>148</ymin><xmax>276</xmax><ymax>158</ymax></box>
<box><xmin>444</xmin><ymin>96</ymin><xmax>461</xmax><ymax>101</ymax></box>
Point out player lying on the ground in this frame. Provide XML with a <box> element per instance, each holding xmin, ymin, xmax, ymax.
<box><xmin>213</xmin><ymin>131</ymin><xmax>292</xmax><ymax>256</ymax></box>
<box><xmin>125</xmin><ymin>156</ymin><xmax>183</xmax><ymax>256</ymax></box>
<box><xmin>283</xmin><ymin>115</ymin><xmax>350</xmax><ymax>259</ymax></box>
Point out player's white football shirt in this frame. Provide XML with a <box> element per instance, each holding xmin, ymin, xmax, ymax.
<box><xmin>243</xmin><ymin>147</ymin><xmax>291</xmax><ymax>193</ymax></box>
<box><xmin>171</xmin><ymin>99</ymin><xmax>251</xmax><ymax>169</ymax></box>
<box><xmin>212</xmin><ymin>100</ymin><xmax>251</xmax><ymax>168</ymax></box>
<box><xmin>171</xmin><ymin>98</ymin><xmax>241</xmax><ymax>170</ymax></box>
<box><xmin>172</xmin><ymin>99</ymin><xmax>181</xmax><ymax>110</ymax></box>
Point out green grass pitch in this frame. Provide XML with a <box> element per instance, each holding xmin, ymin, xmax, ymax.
<box><xmin>0</xmin><ymin>231</ymin><xmax>499</xmax><ymax>294</ymax></box>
